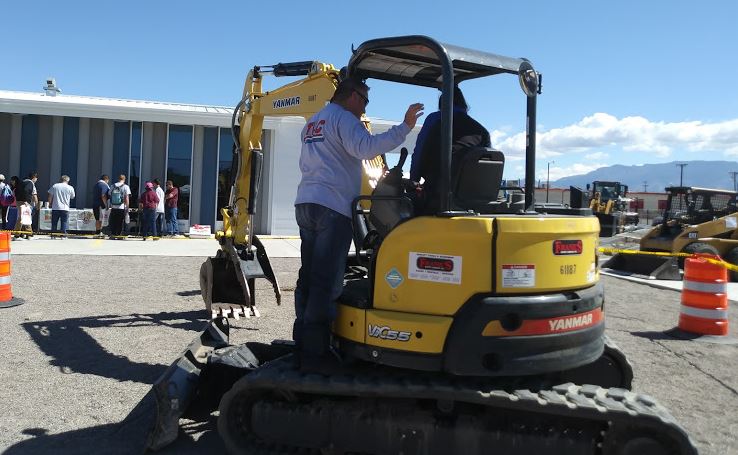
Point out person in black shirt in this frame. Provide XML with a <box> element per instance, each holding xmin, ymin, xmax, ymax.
<box><xmin>411</xmin><ymin>87</ymin><xmax>490</xmax><ymax>214</ymax></box>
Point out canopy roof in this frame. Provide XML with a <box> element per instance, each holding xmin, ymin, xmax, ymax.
<box><xmin>349</xmin><ymin>35</ymin><xmax>529</xmax><ymax>88</ymax></box>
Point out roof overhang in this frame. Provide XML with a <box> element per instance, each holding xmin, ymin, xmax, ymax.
<box><xmin>0</xmin><ymin>90</ymin><xmax>234</xmax><ymax>127</ymax></box>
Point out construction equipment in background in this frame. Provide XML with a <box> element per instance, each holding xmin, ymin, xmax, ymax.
<box><xmin>147</xmin><ymin>36</ymin><xmax>696</xmax><ymax>454</ymax></box>
<box><xmin>570</xmin><ymin>181</ymin><xmax>640</xmax><ymax>236</ymax></box>
<box><xmin>603</xmin><ymin>186</ymin><xmax>738</xmax><ymax>281</ymax></box>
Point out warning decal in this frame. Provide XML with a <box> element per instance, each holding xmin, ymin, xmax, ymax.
<box><xmin>408</xmin><ymin>252</ymin><xmax>462</xmax><ymax>285</ymax></box>
<box><xmin>502</xmin><ymin>264</ymin><xmax>535</xmax><ymax>288</ymax></box>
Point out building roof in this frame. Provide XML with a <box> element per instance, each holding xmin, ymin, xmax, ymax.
<box><xmin>0</xmin><ymin>89</ymin><xmax>405</xmax><ymax>129</ymax></box>
<box><xmin>0</xmin><ymin>89</ymin><xmax>234</xmax><ymax>127</ymax></box>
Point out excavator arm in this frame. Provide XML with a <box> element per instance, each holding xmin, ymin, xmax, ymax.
<box><xmin>201</xmin><ymin>62</ymin><xmax>343</xmax><ymax>319</ymax></box>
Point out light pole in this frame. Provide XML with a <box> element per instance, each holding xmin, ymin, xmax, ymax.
<box><xmin>676</xmin><ymin>163</ymin><xmax>687</xmax><ymax>186</ymax></box>
<box><xmin>546</xmin><ymin>160</ymin><xmax>555</xmax><ymax>203</ymax></box>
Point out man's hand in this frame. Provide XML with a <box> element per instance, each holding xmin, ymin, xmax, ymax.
<box><xmin>403</xmin><ymin>103</ymin><xmax>424</xmax><ymax>129</ymax></box>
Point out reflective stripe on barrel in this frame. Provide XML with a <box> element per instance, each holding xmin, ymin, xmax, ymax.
<box><xmin>683</xmin><ymin>279</ymin><xmax>727</xmax><ymax>294</ymax></box>
<box><xmin>680</xmin><ymin>304</ymin><xmax>729</xmax><ymax>320</ymax></box>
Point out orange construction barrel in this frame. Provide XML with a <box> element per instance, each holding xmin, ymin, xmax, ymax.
<box><xmin>0</xmin><ymin>232</ymin><xmax>24</xmax><ymax>309</ymax></box>
<box><xmin>678</xmin><ymin>254</ymin><xmax>729</xmax><ymax>336</ymax></box>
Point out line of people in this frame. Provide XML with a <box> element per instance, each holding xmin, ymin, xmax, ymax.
<box><xmin>94</xmin><ymin>174</ymin><xmax>180</xmax><ymax>239</ymax></box>
<box><xmin>0</xmin><ymin>171</ymin><xmax>180</xmax><ymax>239</ymax></box>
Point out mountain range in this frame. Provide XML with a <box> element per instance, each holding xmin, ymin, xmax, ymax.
<box><xmin>552</xmin><ymin>160</ymin><xmax>738</xmax><ymax>193</ymax></box>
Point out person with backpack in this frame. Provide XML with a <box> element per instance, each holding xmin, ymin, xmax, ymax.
<box><xmin>108</xmin><ymin>174</ymin><xmax>131</xmax><ymax>239</ymax></box>
<box><xmin>0</xmin><ymin>174</ymin><xmax>11</xmax><ymax>230</ymax></box>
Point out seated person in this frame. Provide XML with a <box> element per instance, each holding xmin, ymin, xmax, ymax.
<box><xmin>409</xmin><ymin>86</ymin><xmax>491</xmax><ymax>214</ymax></box>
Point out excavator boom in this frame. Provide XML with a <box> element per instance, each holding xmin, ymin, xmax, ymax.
<box><xmin>200</xmin><ymin>62</ymin><xmax>342</xmax><ymax>319</ymax></box>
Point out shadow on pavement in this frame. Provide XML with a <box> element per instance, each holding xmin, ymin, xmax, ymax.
<box><xmin>5</xmin><ymin>390</ymin><xmax>223</xmax><ymax>455</ymax></box>
<box><xmin>22</xmin><ymin>310</ymin><xmax>207</xmax><ymax>384</ymax></box>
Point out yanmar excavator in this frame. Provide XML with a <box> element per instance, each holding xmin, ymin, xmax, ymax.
<box><xmin>146</xmin><ymin>36</ymin><xmax>696</xmax><ymax>454</ymax></box>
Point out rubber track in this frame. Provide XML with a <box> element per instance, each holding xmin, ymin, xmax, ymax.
<box><xmin>219</xmin><ymin>358</ymin><xmax>697</xmax><ymax>455</ymax></box>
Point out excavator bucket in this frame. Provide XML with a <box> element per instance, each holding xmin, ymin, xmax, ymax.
<box><xmin>200</xmin><ymin>235</ymin><xmax>282</xmax><ymax>318</ymax></box>
<box><xmin>601</xmin><ymin>253</ymin><xmax>682</xmax><ymax>280</ymax></box>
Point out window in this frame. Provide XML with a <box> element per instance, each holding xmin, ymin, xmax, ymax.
<box><xmin>129</xmin><ymin>122</ymin><xmax>142</xmax><ymax>206</ymax></box>
<box><xmin>167</xmin><ymin>125</ymin><xmax>193</xmax><ymax>220</ymax></box>
<box><xmin>217</xmin><ymin>128</ymin><xmax>235</xmax><ymax>221</ymax></box>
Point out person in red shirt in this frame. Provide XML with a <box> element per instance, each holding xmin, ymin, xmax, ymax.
<box><xmin>164</xmin><ymin>180</ymin><xmax>179</xmax><ymax>236</ymax></box>
<box><xmin>138</xmin><ymin>182</ymin><xmax>159</xmax><ymax>239</ymax></box>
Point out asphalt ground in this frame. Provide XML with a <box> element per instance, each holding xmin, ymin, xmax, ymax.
<box><xmin>1</xmin><ymin>254</ymin><xmax>736</xmax><ymax>455</ymax></box>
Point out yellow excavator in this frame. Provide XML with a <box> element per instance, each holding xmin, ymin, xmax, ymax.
<box><xmin>147</xmin><ymin>36</ymin><xmax>696</xmax><ymax>454</ymax></box>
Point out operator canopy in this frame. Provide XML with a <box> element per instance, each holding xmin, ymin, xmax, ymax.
<box><xmin>349</xmin><ymin>35</ymin><xmax>539</xmax><ymax>96</ymax></box>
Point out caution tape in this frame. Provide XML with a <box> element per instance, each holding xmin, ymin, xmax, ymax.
<box><xmin>599</xmin><ymin>247</ymin><xmax>738</xmax><ymax>273</ymax></box>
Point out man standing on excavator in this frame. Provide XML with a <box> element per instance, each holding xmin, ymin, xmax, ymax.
<box><xmin>294</xmin><ymin>77</ymin><xmax>423</xmax><ymax>372</ymax></box>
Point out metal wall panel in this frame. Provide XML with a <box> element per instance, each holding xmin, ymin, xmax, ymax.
<box><xmin>149</xmin><ymin>122</ymin><xmax>167</xmax><ymax>184</ymax></box>
<box><xmin>190</xmin><ymin>126</ymin><xmax>204</xmax><ymax>225</ymax></box>
<box><xmin>8</xmin><ymin>115</ymin><xmax>22</xmax><ymax>178</ymax></box>
<box><xmin>101</xmin><ymin>120</ymin><xmax>114</xmax><ymax>179</ymax></box>
<box><xmin>87</xmin><ymin>119</ymin><xmax>104</xmax><ymax>191</ymax></box>
<box><xmin>76</xmin><ymin>118</ymin><xmax>90</xmax><ymax>208</ymax></box>
<box><xmin>36</xmin><ymin>115</ymin><xmax>53</xmax><ymax>196</ymax></box>
<box><xmin>0</xmin><ymin>114</ymin><xmax>11</xmax><ymax>174</ymax></box>
<box><xmin>49</xmin><ymin>116</ymin><xmax>64</xmax><ymax>193</ymax></box>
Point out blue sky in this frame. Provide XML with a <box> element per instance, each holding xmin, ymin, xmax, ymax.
<box><xmin>2</xmin><ymin>0</ymin><xmax>737</xmax><ymax>181</ymax></box>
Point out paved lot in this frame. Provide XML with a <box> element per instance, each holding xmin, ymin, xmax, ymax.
<box><xmin>0</xmin><ymin>241</ymin><xmax>736</xmax><ymax>454</ymax></box>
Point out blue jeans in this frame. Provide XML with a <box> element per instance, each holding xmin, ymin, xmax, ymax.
<box><xmin>155</xmin><ymin>212</ymin><xmax>165</xmax><ymax>236</ymax></box>
<box><xmin>51</xmin><ymin>210</ymin><xmax>69</xmax><ymax>234</ymax></box>
<box><xmin>293</xmin><ymin>203</ymin><xmax>353</xmax><ymax>359</ymax></box>
<box><xmin>165</xmin><ymin>207</ymin><xmax>178</xmax><ymax>234</ymax></box>
<box><xmin>142</xmin><ymin>208</ymin><xmax>157</xmax><ymax>237</ymax></box>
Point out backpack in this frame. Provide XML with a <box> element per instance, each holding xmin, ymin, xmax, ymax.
<box><xmin>110</xmin><ymin>185</ymin><xmax>124</xmax><ymax>205</ymax></box>
<box><xmin>0</xmin><ymin>184</ymin><xmax>13</xmax><ymax>206</ymax></box>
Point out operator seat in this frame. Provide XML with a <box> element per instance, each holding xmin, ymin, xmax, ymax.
<box><xmin>451</xmin><ymin>147</ymin><xmax>505</xmax><ymax>213</ymax></box>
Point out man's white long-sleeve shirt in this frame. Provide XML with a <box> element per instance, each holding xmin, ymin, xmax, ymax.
<box><xmin>295</xmin><ymin>103</ymin><xmax>410</xmax><ymax>218</ymax></box>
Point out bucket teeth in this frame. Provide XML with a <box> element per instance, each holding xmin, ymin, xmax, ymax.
<box><xmin>210</xmin><ymin>304</ymin><xmax>258</xmax><ymax>320</ymax></box>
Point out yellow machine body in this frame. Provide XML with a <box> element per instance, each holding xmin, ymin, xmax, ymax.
<box><xmin>334</xmin><ymin>215</ymin><xmax>600</xmax><ymax>360</ymax></box>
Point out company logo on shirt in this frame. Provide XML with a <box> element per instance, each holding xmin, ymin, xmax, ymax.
<box><xmin>303</xmin><ymin>119</ymin><xmax>326</xmax><ymax>144</ymax></box>
<box><xmin>273</xmin><ymin>96</ymin><xmax>300</xmax><ymax>109</ymax></box>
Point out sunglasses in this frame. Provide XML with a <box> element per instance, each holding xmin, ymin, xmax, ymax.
<box><xmin>354</xmin><ymin>90</ymin><xmax>369</xmax><ymax>106</ymax></box>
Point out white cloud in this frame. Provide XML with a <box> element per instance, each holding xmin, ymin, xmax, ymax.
<box><xmin>585</xmin><ymin>151</ymin><xmax>609</xmax><ymax>160</ymax></box>
<box><xmin>490</xmin><ymin>113</ymin><xmax>738</xmax><ymax>159</ymax></box>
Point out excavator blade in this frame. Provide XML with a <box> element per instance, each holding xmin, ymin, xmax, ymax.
<box><xmin>601</xmin><ymin>253</ymin><xmax>682</xmax><ymax>280</ymax></box>
<box><xmin>146</xmin><ymin>319</ymin><xmax>230</xmax><ymax>451</ymax></box>
<box><xmin>145</xmin><ymin>319</ymin><xmax>295</xmax><ymax>452</ymax></box>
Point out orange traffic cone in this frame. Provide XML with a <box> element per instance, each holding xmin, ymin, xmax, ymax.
<box><xmin>678</xmin><ymin>254</ymin><xmax>728</xmax><ymax>337</ymax></box>
<box><xmin>0</xmin><ymin>232</ymin><xmax>24</xmax><ymax>309</ymax></box>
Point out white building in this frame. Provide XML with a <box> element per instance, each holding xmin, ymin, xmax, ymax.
<box><xmin>0</xmin><ymin>87</ymin><xmax>418</xmax><ymax>234</ymax></box>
